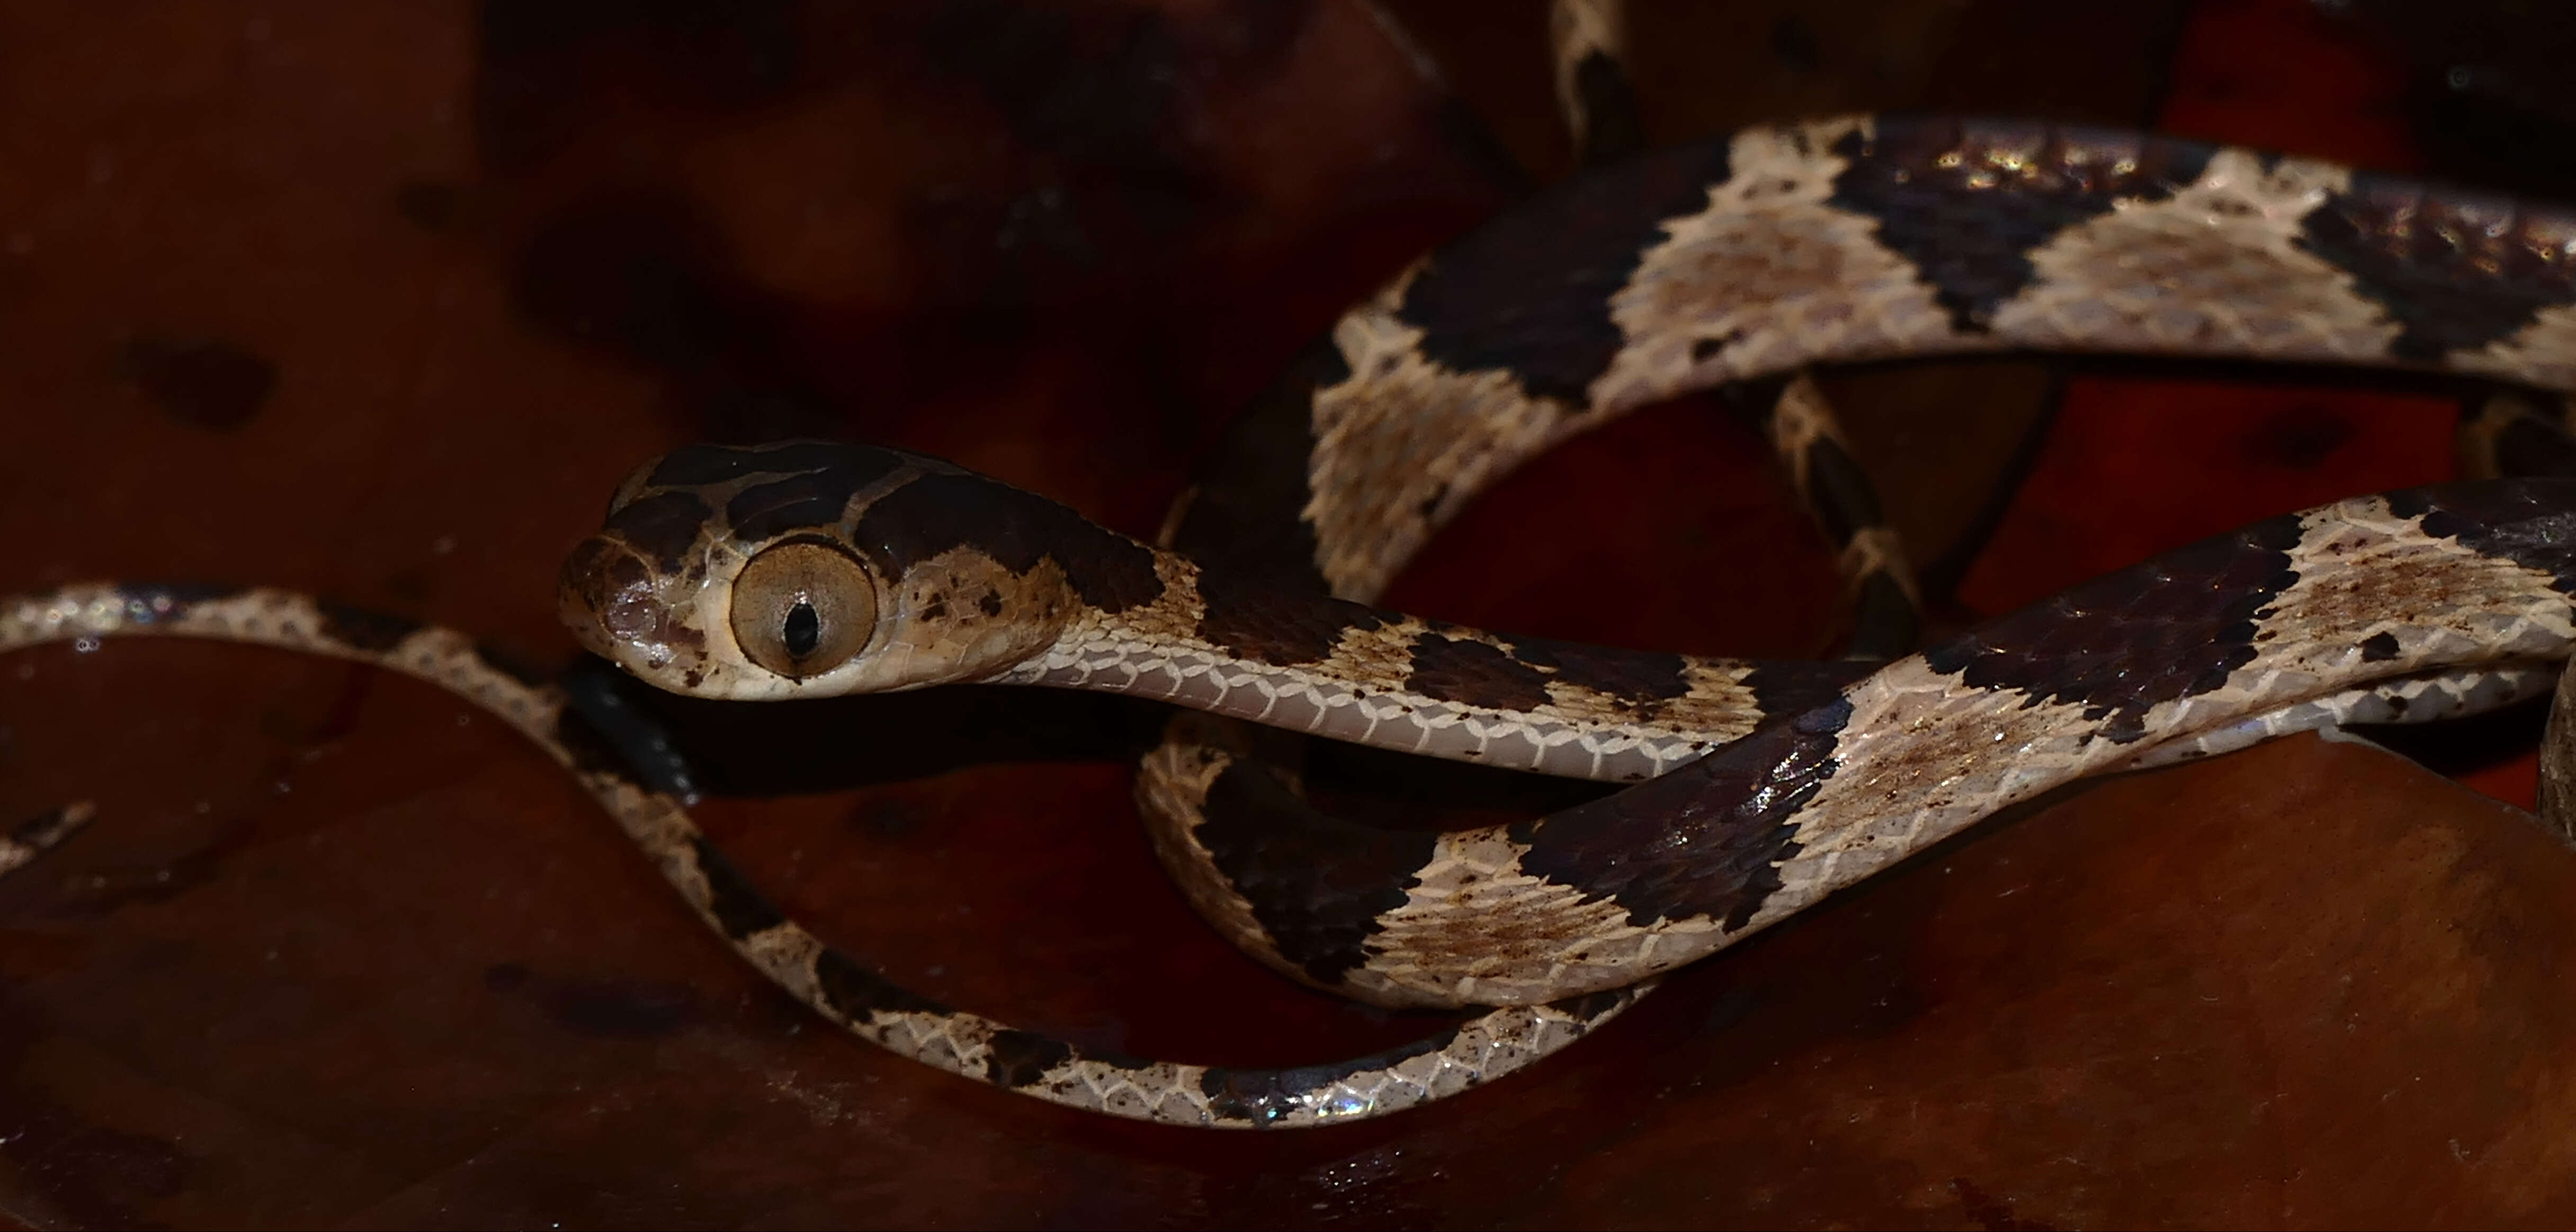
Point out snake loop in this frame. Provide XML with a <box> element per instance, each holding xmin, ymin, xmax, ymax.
<box><xmin>23</xmin><ymin>114</ymin><xmax>2576</xmax><ymax>1128</ymax></box>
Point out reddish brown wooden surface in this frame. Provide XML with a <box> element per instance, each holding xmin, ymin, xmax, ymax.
<box><xmin>4</xmin><ymin>1</ymin><xmax>2575</xmax><ymax>1227</ymax></box>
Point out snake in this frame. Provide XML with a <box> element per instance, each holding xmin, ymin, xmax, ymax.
<box><xmin>18</xmin><ymin>113</ymin><xmax>2576</xmax><ymax>1129</ymax></box>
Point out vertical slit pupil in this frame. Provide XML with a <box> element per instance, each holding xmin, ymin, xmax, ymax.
<box><xmin>782</xmin><ymin>600</ymin><xmax>821</xmax><ymax>657</ymax></box>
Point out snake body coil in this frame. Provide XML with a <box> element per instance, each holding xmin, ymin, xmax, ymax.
<box><xmin>21</xmin><ymin>114</ymin><xmax>2576</xmax><ymax>1128</ymax></box>
<box><xmin>561</xmin><ymin>445</ymin><xmax>2576</xmax><ymax>1023</ymax></box>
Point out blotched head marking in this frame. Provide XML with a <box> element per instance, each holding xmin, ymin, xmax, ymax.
<box><xmin>558</xmin><ymin>440</ymin><xmax>1095</xmax><ymax>701</ymax></box>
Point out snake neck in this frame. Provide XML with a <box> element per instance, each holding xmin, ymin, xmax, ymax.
<box><xmin>990</xmin><ymin>550</ymin><xmax>1859</xmax><ymax>782</ymax></box>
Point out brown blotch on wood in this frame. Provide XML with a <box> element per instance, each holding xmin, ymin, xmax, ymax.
<box><xmin>393</xmin><ymin>180</ymin><xmax>472</xmax><ymax>233</ymax></box>
<box><xmin>2244</xmin><ymin>405</ymin><xmax>2356</xmax><ymax>471</ymax></box>
<box><xmin>114</xmin><ymin>334</ymin><xmax>277</xmax><ymax>430</ymax></box>
<box><xmin>486</xmin><ymin>965</ymin><xmax>697</xmax><ymax>1039</ymax></box>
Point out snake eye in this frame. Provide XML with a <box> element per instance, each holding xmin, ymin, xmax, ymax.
<box><xmin>729</xmin><ymin>541</ymin><xmax>878</xmax><ymax>680</ymax></box>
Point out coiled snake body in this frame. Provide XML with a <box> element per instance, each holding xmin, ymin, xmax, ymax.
<box><xmin>20</xmin><ymin>115</ymin><xmax>2576</xmax><ymax>1128</ymax></box>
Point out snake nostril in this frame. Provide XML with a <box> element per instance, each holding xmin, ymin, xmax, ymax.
<box><xmin>559</xmin><ymin>537</ymin><xmax>667</xmax><ymax>650</ymax></box>
<box><xmin>604</xmin><ymin>587</ymin><xmax>660</xmax><ymax>645</ymax></box>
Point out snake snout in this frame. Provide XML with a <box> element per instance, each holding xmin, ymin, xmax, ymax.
<box><xmin>558</xmin><ymin>534</ymin><xmax>703</xmax><ymax>679</ymax></box>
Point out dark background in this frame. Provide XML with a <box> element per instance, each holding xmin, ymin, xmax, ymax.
<box><xmin>6</xmin><ymin>0</ymin><xmax>2576</xmax><ymax>1225</ymax></box>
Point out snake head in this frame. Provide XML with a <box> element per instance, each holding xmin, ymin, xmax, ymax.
<box><xmin>560</xmin><ymin>440</ymin><xmax>1161</xmax><ymax>701</ymax></box>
